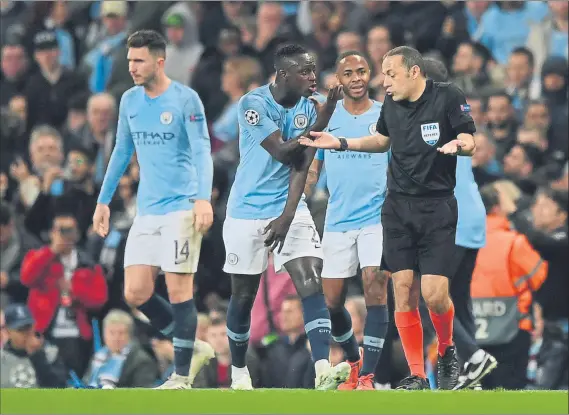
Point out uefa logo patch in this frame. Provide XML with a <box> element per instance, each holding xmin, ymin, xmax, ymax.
<box><xmin>420</xmin><ymin>122</ymin><xmax>440</xmax><ymax>146</ymax></box>
<box><xmin>160</xmin><ymin>112</ymin><xmax>173</xmax><ymax>125</ymax></box>
<box><xmin>245</xmin><ymin>109</ymin><xmax>260</xmax><ymax>125</ymax></box>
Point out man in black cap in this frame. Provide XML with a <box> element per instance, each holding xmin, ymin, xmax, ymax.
<box><xmin>0</xmin><ymin>303</ymin><xmax>67</xmax><ymax>388</ymax></box>
<box><xmin>24</xmin><ymin>30</ymin><xmax>87</xmax><ymax>130</ymax></box>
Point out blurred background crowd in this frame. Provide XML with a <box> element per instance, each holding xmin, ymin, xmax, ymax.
<box><xmin>0</xmin><ymin>0</ymin><xmax>567</xmax><ymax>390</ymax></box>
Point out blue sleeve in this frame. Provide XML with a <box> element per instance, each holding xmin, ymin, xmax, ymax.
<box><xmin>184</xmin><ymin>91</ymin><xmax>213</xmax><ymax>201</ymax></box>
<box><xmin>315</xmin><ymin>149</ymin><xmax>325</xmax><ymax>161</ymax></box>
<box><xmin>97</xmin><ymin>94</ymin><xmax>135</xmax><ymax>205</ymax></box>
<box><xmin>238</xmin><ymin>95</ymin><xmax>279</xmax><ymax>144</ymax></box>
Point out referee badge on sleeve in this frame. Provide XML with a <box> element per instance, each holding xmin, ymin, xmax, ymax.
<box><xmin>421</xmin><ymin>122</ymin><xmax>440</xmax><ymax>146</ymax></box>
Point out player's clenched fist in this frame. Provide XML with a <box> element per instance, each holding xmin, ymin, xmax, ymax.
<box><xmin>193</xmin><ymin>200</ymin><xmax>213</xmax><ymax>234</ymax></box>
<box><xmin>92</xmin><ymin>203</ymin><xmax>111</xmax><ymax>238</ymax></box>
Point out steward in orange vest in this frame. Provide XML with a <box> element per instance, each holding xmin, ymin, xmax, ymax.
<box><xmin>471</xmin><ymin>185</ymin><xmax>548</xmax><ymax>389</ymax></box>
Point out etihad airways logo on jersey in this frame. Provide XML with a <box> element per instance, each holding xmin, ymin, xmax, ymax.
<box><xmin>329</xmin><ymin>150</ymin><xmax>371</xmax><ymax>160</ymax></box>
<box><xmin>131</xmin><ymin>131</ymin><xmax>175</xmax><ymax>145</ymax></box>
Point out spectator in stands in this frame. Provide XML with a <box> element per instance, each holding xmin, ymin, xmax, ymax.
<box><xmin>25</xmin><ymin>30</ymin><xmax>87</xmax><ymax>130</ymax></box>
<box><xmin>436</xmin><ymin>1</ymin><xmax>492</xmax><ymax>61</ymax></box>
<box><xmin>367</xmin><ymin>23</ymin><xmax>404</xmax><ymax>100</ymax></box>
<box><xmin>82</xmin><ymin>1</ymin><xmax>128</xmax><ymax>93</ymax></box>
<box><xmin>212</xmin><ymin>56</ymin><xmax>263</xmax><ymax>147</ymax></box>
<box><xmin>61</xmin><ymin>93</ymin><xmax>88</xmax><ymax>139</ymax></box>
<box><xmin>526</xmin><ymin>1</ymin><xmax>569</xmax><ymax>75</ymax></box>
<box><xmin>39</xmin><ymin>0</ymin><xmax>77</xmax><ymax>70</ymax></box>
<box><xmin>1</xmin><ymin>203</ymin><xmax>40</xmax><ymax>307</ymax></box>
<box><xmin>0</xmin><ymin>303</ymin><xmax>67</xmax><ymax>388</ymax></box>
<box><xmin>474</xmin><ymin>1</ymin><xmax>549</xmax><ymax>65</ymax></box>
<box><xmin>507</xmin><ymin>187</ymin><xmax>568</xmax><ymax>335</ymax></box>
<box><xmin>503</xmin><ymin>142</ymin><xmax>543</xmax><ymax>195</ymax></box>
<box><xmin>0</xmin><ymin>41</ymin><xmax>29</xmax><ymax>107</ymax></box>
<box><xmin>25</xmin><ymin>144</ymin><xmax>98</xmax><ymax>242</ymax></box>
<box><xmin>345</xmin><ymin>1</ymin><xmax>399</xmax><ymax>37</ymax></box>
<box><xmin>0</xmin><ymin>1</ymin><xmax>28</xmax><ymax>47</ymax></box>
<box><xmin>84</xmin><ymin>309</ymin><xmax>159</xmax><ymax>388</ymax></box>
<box><xmin>485</xmin><ymin>91</ymin><xmax>518</xmax><ymax>162</ymax></box>
<box><xmin>335</xmin><ymin>31</ymin><xmax>363</xmax><ymax>55</ymax></box>
<box><xmin>162</xmin><ymin>2</ymin><xmax>204</xmax><ymax>86</ymax></box>
<box><xmin>472</xmin><ymin>131</ymin><xmax>503</xmax><ymax>187</ymax></box>
<box><xmin>303</xmin><ymin>2</ymin><xmax>337</xmax><ymax>72</ymax></box>
<box><xmin>471</xmin><ymin>184</ymin><xmax>547</xmax><ymax>390</ymax></box>
<box><xmin>451</xmin><ymin>41</ymin><xmax>491</xmax><ymax>96</ymax></box>
<box><xmin>523</xmin><ymin>99</ymin><xmax>567</xmax><ymax>164</ymax></box>
<box><xmin>264</xmin><ymin>295</ymin><xmax>311</xmax><ymax>388</ymax></box>
<box><xmin>193</xmin><ymin>316</ymin><xmax>263</xmax><ymax>388</ymax></box>
<box><xmin>21</xmin><ymin>211</ymin><xmax>108</xmax><ymax>376</ymax></box>
<box><xmin>540</xmin><ymin>56</ymin><xmax>568</xmax><ymax>121</ymax></box>
<box><xmin>465</xmin><ymin>93</ymin><xmax>487</xmax><ymax>128</ymax></box>
<box><xmin>505</xmin><ymin>47</ymin><xmax>539</xmax><ymax>117</ymax></box>
<box><xmin>71</xmin><ymin>93</ymin><xmax>116</xmax><ymax>185</ymax></box>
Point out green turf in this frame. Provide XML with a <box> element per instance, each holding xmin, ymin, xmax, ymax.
<box><xmin>1</xmin><ymin>389</ymin><xmax>567</xmax><ymax>414</ymax></box>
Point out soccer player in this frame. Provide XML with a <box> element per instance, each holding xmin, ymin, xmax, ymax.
<box><xmin>92</xmin><ymin>30</ymin><xmax>215</xmax><ymax>389</ymax></box>
<box><xmin>304</xmin><ymin>51</ymin><xmax>390</xmax><ymax>390</ymax></box>
<box><xmin>222</xmin><ymin>44</ymin><xmax>350</xmax><ymax>390</ymax></box>
<box><xmin>300</xmin><ymin>46</ymin><xmax>477</xmax><ymax>390</ymax></box>
<box><xmin>423</xmin><ymin>58</ymin><xmax>497</xmax><ymax>389</ymax></box>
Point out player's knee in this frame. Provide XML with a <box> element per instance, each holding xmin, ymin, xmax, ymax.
<box><xmin>362</xmin><ymin>267</ymin><xmax>388</xmax><ymax>305</ymax></box>
<box><xmin>324</xmin><ymin>292</ymin><xmax>344</xmax><ymax>311</ymax></box>
<box><xmin>124</xmin><ymin>285</ymin><xmax>153</xmax><ymax>307</ymax></box>
<box><xmin>231</xmin><ymin>275</ymin><xmax>260</xmax><ymax>309</ymax></box>
<box><xmin>392</xmin><ymin>275</ymin><xmax>414</xmax><ymax>311</ymax></box>
<box><xmin>296</xmin><ymin>275</ymin><xmax>322</xmax><ymax>299</ymax></box>
<box><xmin>421</xmin><ymin>276</ymin><xmax>450</xmax><ymax>312</ymax></box>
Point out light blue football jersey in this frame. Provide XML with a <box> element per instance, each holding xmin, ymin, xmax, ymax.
<box><xmin>226</xmin><ymin>84</ymin><xmax>318</xmax><ymax>219</ymax></box>
<box><xmin>316</xmin><ymin>100</ymin><xmax>388</xmax><ymax>232</ymax></box>
<box><xmin>454</xmin><ymin>156</ymin><xmax>486</xmax><ymax>249</ymax></box>
<box><xmin>97</xmin><ymin>81</ymin><xmax>213</xmax><ymax>216</ymax></box>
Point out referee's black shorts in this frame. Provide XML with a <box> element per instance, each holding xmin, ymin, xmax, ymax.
<box><xmin>381</xmin><ymin>192</ymin><xmax>458</xmax><ymax>277</ymax></box>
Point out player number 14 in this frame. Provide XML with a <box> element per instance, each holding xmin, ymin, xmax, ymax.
<box><xmin>174</xmin><ymin>239</ymin><xmax>190</xmax><ymax>264</ymax></box>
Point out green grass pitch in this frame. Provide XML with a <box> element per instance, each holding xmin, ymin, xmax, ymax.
<box><xmin>1</xmin><ymin>389</ymin><xmax>567</xmax><ymax>414</ymax></box>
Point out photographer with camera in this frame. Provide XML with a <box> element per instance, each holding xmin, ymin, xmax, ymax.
<box><xmin>20</xmin><ymin>211</ymin><xmax>107</xmax><ymax>377</ymax></box>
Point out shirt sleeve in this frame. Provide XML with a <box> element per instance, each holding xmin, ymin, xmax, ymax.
<box><xmin>97</xmin><ymin>93</ymin><xmax>135</xmax><ymax>205</ymax></box>
<box><xmin>446</xmin><ymin>84</ymin><xmax>476</xmax><ymax>135</ymax></box>
<box><xmin>237</xmin><ymin>95</ymin><xmax>280</xmax><ymax>144</ymax></box>
<box><xmin>315</xmin><ymin>149</ymin><xmax>324</xmax><ymax>161</ymax></box>
<box><xmin>184</xmin><ymin>90</ymin><xmax>213</xmax><ymax>201</ymax></box>
<box><xmin>375</xmin><ymin>97</ymin><xmax>389</xmax><ymax>136</ymax></box>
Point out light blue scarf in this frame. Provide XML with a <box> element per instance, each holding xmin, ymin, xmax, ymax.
<box><xmin>87</xmin><ymin>343</ymin><xmax>131</xmax><ymax>388</ymax></box>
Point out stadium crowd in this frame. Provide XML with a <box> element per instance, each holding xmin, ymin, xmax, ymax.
<box><xmin>0</xmin><ymin>0</ymin><xmax>567</xmax><ymax>390</ymax></box>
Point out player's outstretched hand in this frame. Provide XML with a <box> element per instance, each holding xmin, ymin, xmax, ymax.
<box><xmin>263</xmin><ymin>214</ymin><xmax>294</xmax><ymax>253</ymax></box>
<box><xmin>92</xmin><ymin>203</ymin><xmax>111</xmax><ymax>238</ymax></box>
<box><xmin>437</xmin><ymin>139</ymin><xmax>465</xmax><ymax>156</ymax></box>
<box><xmin>194</xmin><ymin>200</ymin><xmax>214</xmax><ymax>234</ymax></box>
<box><xmin>299</xmin><ymin>131</ymin><xmax>341</xmax><ymax>149</ymax></box>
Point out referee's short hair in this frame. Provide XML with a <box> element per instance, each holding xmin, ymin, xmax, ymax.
<box><xmin>423</xmin><ymin>58</ymin><xmax>449</xmax><ymax>82</ymax></box>
<box><xmin>384</xmin><ymin>46</ymin><xmax>426</xmax><ymax>76</ymax></box>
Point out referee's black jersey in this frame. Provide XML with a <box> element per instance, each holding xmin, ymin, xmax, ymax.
<box><xmin>376</xmin><ymin>80</ymin><xmax>476</xmax><ymax>197</ymax></box>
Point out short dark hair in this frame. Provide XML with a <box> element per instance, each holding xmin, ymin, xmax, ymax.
<box><xmin>488</xmin><ymin>90</ymin><xmax>513</xmax><ymax>104</ymax></box>
<box><xmin>384</xmin><ymin>46</ymin><xmax>425</xmax><ymax>76</ymax></box>
<box><xmin>516</xmin><ymin>142</ymin><xmax>543</xmax><ymax>167</ymax></box>
<box><xmin>480</xmin><ymin>184</ymin><xmax>500</xmax><ymax>213</ymax></box>
<box><xmin>0</xmin><ymin>203</ymin><xmax>12</xmax><ymax>226</ymax></box>
<box><xmin>511</xmin><ymin>46</ymin><xmax>534</xmax><ymax>68</ymax></box>
<box><xmin>127</xmin><ymin>30</ymin><xmax>166</xmax><ymax>56</ymax></box>
<box><xmin>336</xmin><ymin>50</ymin><xmax>369</xmax><ymax>66</ymax></box>
<box><xmin>539</xmin><ymin>187</ymin><xmax>568</xmax><ymax>214</ymax></box>
<box><xmin>274</xmin><ymin>44</ymin><xmax>309</xmax><ymax>70</ymax></box>
<box><xmin>423</xmin><ymin>58</ymin><xmax>449</xmax><ymax>82</ymax></box>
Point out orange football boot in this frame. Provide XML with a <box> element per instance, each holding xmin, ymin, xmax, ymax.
<box><xmin>356</xmin><ymin>373</ymin><xmax>375</xmax><ymax>390</ymax></box>
<box><xmin>337</xmin><ymin>348</ymin><xmax>363</xmax><ymax>390</ymax></box>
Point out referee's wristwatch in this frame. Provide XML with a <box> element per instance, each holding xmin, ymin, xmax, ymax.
<box><xmin>337</xmin><ymin>137</ymin><xmax>348</xmax><ymax>152</ymax></box>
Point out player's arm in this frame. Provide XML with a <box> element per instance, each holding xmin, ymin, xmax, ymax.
<box><xmin>184</xmin><ymin>91</ymin><xmax>214</xmax><ymax>233</ymax></box>
<box><xmin>304</xmin><ymin>153</ymin><xmax>323</xmax><ymax>198</ymax></box>
<box><xmin>438</xmin><ymin>84</ymin><xmax>477</xmax><ymax>156</ymax></box>
<box><xmin>299</xmin><ymin>100</ymin><xmax>391</xmax><ymax>153</ymax></box>
<box><xmin>97</xmin><ymin>94</ymin><xmax>135</xmax><ymax>206</ymax></box>
<box><xmin>264</xmin><ymin>146</ymin><xmax>318</xmax><ymax>252</ymax></box>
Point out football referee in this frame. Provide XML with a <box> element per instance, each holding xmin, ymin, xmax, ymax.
<box><xmin>300</xmin><ymin>46</ymin><xmax>476</xmax><ymax>390</ymax></box>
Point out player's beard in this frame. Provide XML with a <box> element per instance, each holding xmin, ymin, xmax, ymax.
<box><xmin>139</xmin><ymin>72</ymin><xmax>157</xmax><ymax>88</ymax></box>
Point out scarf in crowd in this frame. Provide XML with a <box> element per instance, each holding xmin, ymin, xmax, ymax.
<box><xmin>87</xmin><ymin>343</ymin><xmax>131</xmax><ymax>388</ymax></box>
